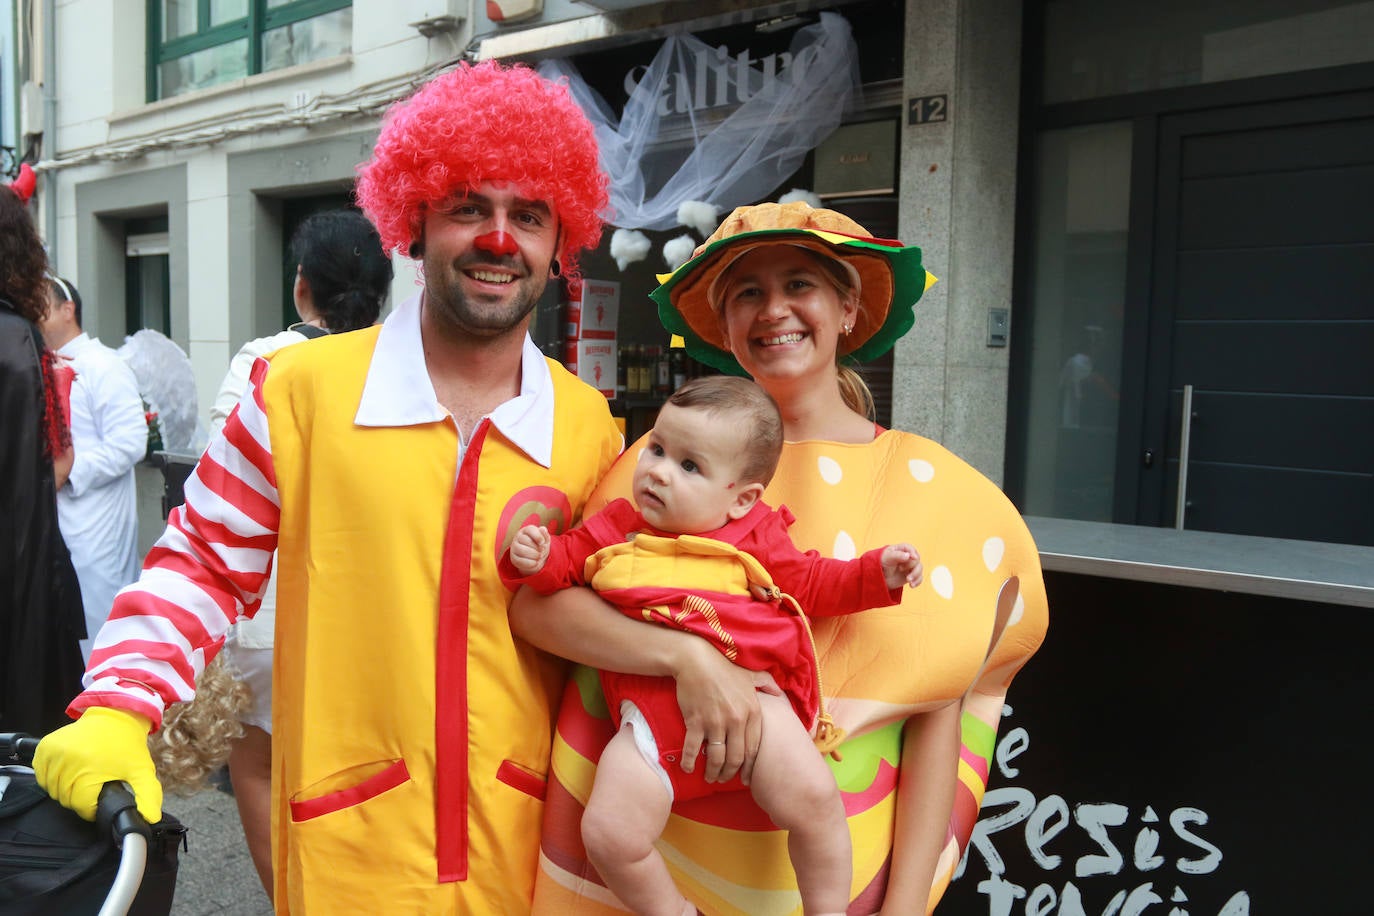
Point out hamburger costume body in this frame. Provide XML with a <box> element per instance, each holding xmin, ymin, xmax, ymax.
<box><xmin>532</xmin><ymin>202</ymin><xmax>1048</xmax><ymax>915</ymax></box>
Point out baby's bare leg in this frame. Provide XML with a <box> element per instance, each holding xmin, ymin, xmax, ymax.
<box><xmin>748</xmin><ymin>693</ymin><xmax>852</xmax><ymax>916</ymax></box>
<box><xmin>582</xmin><ymin>724</ymin><xmax>688</xmax><ymax>916</ymax></box>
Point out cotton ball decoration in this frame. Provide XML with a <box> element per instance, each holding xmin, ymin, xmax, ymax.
<box><xmin>609</xmin><ymin>228</ymin><xmax>651</xmax><ymax>271</ymax></box>
<box><xmin>662</xmin><ymin>235</ymin><xmax>697</xmax><ymax>271</ymax></box>
<box><xmin>778</xmin><ymin>188</ymin><xmax>823</xmax><ymax>209</ymax></box>
<box><xmin>676</xmin><ymin>200</ymin><xmax>719</xmax><ymax>239</ymax></box>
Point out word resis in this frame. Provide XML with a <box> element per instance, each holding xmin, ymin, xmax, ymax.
<box><xmin>953</xmin><ymin>706</ymin><xmax>1250</xmax><ymax>915</ymax></box>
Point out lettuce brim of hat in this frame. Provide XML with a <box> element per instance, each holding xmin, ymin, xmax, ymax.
<box><xmin>651</xmin><ymin>220</ymin><xmax>933</xmax><ymax>375</ymax></box>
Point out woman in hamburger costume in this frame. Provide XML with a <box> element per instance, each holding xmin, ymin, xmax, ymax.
<box><xmin>512</xmin><ymin>201</ymin><xmax>1048</xmax><ymax>915</ymax></box>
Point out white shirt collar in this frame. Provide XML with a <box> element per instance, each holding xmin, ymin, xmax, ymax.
<box><xmin>56</xmin><ymin>331</ymin><xmax>92</xmax><ymax>359</ymax></box>
<box><xmin>354</xmin><ymin>291</ymin><xmax>556</xmax><ymax>468</ymax></box>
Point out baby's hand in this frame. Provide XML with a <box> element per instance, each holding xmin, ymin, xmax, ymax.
<box><xmin>510</xmin><ymin>525</ymin><xmax>551</xmax><ymax>576</ymax></box>
<box><xmin>881</xmin><ymin>543</ymin><xmax>924</xmax><ymax>590</ymax></box>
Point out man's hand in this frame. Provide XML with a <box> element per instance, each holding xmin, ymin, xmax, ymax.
<box><xmin>881</xmin><ymin>543</ymin><xmax>924</xmax><ymax>590</ymax></box>
<box><xmin>509</xmin><ymin>525</ymin><xmax>551</xmax><ymax>576</ymax></box>
<box><xmin>671</xmin><ymin>639</ymin><xmax>781</xmax><ymax>786</ymax></box>
<box><xmin>53</xmin><ymin>443</ymin><xmax>75</xmax><ymax>489</ymax></box>
<box><xmin>33</xmin><ymin>707</ymin><xmax>163</xmax><ymax>823</ymax></box>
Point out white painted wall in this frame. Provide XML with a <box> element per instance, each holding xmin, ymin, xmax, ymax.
<box><xmin>44</xmin><ymin>0</ymin><xmax>466</xmax><ymax>425</ymax></box>
<box><xmin>897</xmin><ymin>0</ymin><xmax>1022</xmax><ymax>484</ymax></box>
<box><xmin>41</xmin><ymin>0</ymin><xmax>1023</xmax><ymax>477</ymax></box>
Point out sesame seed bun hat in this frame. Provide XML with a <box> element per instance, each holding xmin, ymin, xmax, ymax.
<box><xmin>651</xmin><ymin>201</ymin><xmax>936</xmax><ymax>374</ymax></box>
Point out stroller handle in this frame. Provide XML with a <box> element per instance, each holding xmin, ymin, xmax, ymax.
<box><xmin>2</xmin><ymin>732</ymin><xmax>152</xmax><ymax>841</ymax></box>
<box><xmin>2</xmin><ymin>732</ymin><xmax>41</xmax><ymax>760</ymax></box>
<box><xmin>98</xmin><ymin>782</ymin><xmax>153</xmax><ymax>843</ymax></box>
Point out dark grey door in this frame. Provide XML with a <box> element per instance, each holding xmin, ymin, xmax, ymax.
<box><xmin>1137</xmin><ymin>92</ymin><xmax>1374</xmax><ymax>545</ymax></box>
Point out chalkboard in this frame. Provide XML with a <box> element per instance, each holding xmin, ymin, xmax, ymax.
<box><xmin>939</xmin><ymin>571</ymin><xmax>1370</xmax><ymax>915</ymax></box>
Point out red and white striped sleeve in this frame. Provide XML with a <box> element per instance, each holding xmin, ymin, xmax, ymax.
<box><xmin>71</xmin><ymin>357</ymin><xmax>281</xmax><ymax>729</ymax></box>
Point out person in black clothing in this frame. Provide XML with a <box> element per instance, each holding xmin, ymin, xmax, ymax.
<box><xmin>0</xmin><ymin>170</ymin><xmax>86</xmax><ymax>735</ymax></box>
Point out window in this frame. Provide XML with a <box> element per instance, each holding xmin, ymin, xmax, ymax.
<box><xmin>1018</xmin><ymin>123</ymin><xmax>1131</xmax><ymax>522</ymax></box>
<box><xmin>125</xmin><ymin>217</ymin><xmax>172</xmax><ymax>336</ymax></box>
<box><xmin>148</xmin><ymin>0</ymin><xmax>352</xmax><ymax>101</ymax></box>
<box><xmin>1042</xmin><ymin>0</ymin><xmax>1374</xmax><ymax>104</ymax></box>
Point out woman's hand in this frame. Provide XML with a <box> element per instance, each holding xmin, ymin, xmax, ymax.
<box><xmin>671</xmin><ymin>638</ymin><xmax>781</xmax><ymax>785</ymax></box>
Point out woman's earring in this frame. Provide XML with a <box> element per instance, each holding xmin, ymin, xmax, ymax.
<box><xmin>408</xmin><ymin>241</ymin><xmax>423</xmax><ymax>260</ymax></box>
<box><xmin>842</xmin><ymin>323</ymin><xmax>852</xmax><ymax>336</ymax></box>
<box><xmin>550</xmin><ymin>258</ymin><xmax>562</xmax><ymax>279</ymax></box>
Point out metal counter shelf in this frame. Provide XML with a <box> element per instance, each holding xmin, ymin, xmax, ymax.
<box><xmin>1025</xmin><ymin>516</ymin><xmax>1374</xmax><ymax>608</ymax></box>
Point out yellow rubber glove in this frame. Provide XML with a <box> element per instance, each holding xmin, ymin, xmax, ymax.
<box><xmin>32</xmin><ymin>707</ymin><xmax>163</xmax><ymax>823</ymax></box>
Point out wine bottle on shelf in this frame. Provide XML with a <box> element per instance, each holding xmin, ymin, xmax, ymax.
<box><xmin>631</xmin><ymin>344</ymin><xmax>647</xmax><ymax>396</ymax></box>
<box><xmin>653</xmin><ymin>345</ymin><xmax>670</xmax><ymax>398</ymax></box>
<box><xmin>670</xmin><ymin>348</ymin><xmax>687</xmax><ymax>391</ymax></box>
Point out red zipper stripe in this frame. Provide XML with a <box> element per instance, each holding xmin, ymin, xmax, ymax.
<box><xmin>434</xmin><ymin>420</ymin><xmax>488</xmax><ymax>883</ymax></box>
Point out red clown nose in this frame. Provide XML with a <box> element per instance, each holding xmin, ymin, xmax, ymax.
<box><xmin>473</xmin><ymin>230</ymin><xmax>518</xmax><ymax>256</ymax></box>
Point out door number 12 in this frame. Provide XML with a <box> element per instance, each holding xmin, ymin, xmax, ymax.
<box><xmin>907</xmin><ymin>94</ymin><xmax>948</xmax><ymax>126</ymax></box>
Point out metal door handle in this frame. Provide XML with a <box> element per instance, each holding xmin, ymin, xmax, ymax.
<box><xmin>1175</xmin><ymin>384</ymin><xmax>1193</xmax><ymax>530</ymax></box>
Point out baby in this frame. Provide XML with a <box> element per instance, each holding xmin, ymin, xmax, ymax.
<box><xmin>508</xmin><ymin>375</ymin><xmax>922</xmax><ymax>916</ymax></box>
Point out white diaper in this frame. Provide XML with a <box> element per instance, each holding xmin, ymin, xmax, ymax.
<box><xmin>619</xmin><ymin>700</ymin><xmax>674</xmax><ymax>799</ymax></box>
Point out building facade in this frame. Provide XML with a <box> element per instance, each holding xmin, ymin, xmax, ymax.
<box><xmin>31</xmin><ymin>0</ymin><xmax>1369</xmax><ymax>548</ymax></box>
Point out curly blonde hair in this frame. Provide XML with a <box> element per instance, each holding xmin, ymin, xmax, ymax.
<box><xmin>148</xmin><ymin>653</ymin><xmax>253</xmax><ymax>795</ymax></box>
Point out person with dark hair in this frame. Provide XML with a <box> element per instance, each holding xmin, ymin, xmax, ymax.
<box><xmin>0</xmin><ymin>174</ymin><xmax>85</xmax><ymax>735</ymax></box>
<box><xmin>186</xmin><ymin>206</ymin><xmax>392</xmax><ymax>897</ymax></box>
<box><xmin>210</xmin><ymin>208</ymin><xmax>392</xmax><ymax>428</ymax></box>
<box><xmin>508</xmin><ymin>375</ymin><xmax>923</xmax><ymax>916</ymax></box>
<box><xmin>292</xmin><ymin>207</ymin><xmax>394</xmax><ymax>333</ymax></box>
<box><xmin>34</xmin><ymin>61</ymin><xmax>623</xmax><ymax>914</ymax></box>
<box><xmin>39</xmin><ymin>275</ymin><xmax>149</xmax><ymax>665</ymax></box>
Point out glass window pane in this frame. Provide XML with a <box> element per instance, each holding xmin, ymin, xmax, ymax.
<box><xmin>210</xmin><ymin>0</ymin><xmax>249</xmax><ymax>26</ymax></box>
<box><xmin>161</xmin><ymin>0</ymin><xmax>197</xmax><ymax>42</ymax></box>
<box><xmin>1044</xmin><ymin>0</ymin><xmax>1374</xmax><ymax>103</ymax></box>
<box><xmin>1021</xmin><ymin>123</ymin><xmax>1131</xmax><ymax>522</ymax></box>
<box><xmin>262</xmin><ymin>8</ymin><xmax>352</xmax><ymax>73</ymax></box>
<box><xmin>128</xmin><ymin>254</ymin><xmax>171</xmax><ymax>337</ymax></box>
<box><xmin>159</xmin><ymin>39</ymin><xmax>250</xmax><ymax>99</ymax></box>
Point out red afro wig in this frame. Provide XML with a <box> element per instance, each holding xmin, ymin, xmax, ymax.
<box><xmin>357</xmin><ymin>61</ymin><xmax>608</xmax><ymax>277</ymax></box>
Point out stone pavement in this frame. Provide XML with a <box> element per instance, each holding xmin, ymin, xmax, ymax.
<box><xmin>161</xmin><ymin>779</ymin><xmax>272</xmax><ymax>915</ymax></box>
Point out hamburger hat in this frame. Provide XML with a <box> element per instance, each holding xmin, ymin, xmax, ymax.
<box><xmin>651</xmin><ymin>201</ymin><xmax>936</xmax><ymax>374</ymax></box>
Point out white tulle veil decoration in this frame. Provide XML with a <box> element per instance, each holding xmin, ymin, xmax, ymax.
<box><xmin>118</xmin><ymin>329</ymin><xmax>205</xmax><ymax>453</ymax></box>
<box><xmin>538</xmin><ymin>12</ymin><xmax>861</xmax><ymax>231</ymax></box>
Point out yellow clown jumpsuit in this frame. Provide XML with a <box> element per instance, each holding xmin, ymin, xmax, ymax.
<box><xmin>262</xmin><ymin>325</ymin><xmax>621</xmax><ymax>913</ymax></box>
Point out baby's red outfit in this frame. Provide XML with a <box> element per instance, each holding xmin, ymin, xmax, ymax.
<box><xmin>510</xmin><ymin>498</ymin><xmax>902</xmax><ymax>801</ymax></box>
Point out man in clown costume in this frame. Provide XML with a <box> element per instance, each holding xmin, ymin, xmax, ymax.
<box><xmin>33</xmin><ymin>62</ymin><xmax>627</xmax><ymax>913</ymax></box>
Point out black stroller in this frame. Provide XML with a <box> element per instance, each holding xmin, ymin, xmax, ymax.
<box><xmin>0</xmin><ymin>733</ymin><xmax>184</xmax><ymax>915</ymax></box>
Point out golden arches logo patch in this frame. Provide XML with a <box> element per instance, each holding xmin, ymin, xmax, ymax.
<box><xmin>495</xmin><ymin>486</ymin><xmax>573</xmax><ymax>589</ymax></box>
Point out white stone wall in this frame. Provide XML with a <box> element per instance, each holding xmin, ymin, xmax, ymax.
<box><xmin>37</xmin><ymin>0</ymin><xmax>1026</xmax><ymax>481</ymax></box>
<box><xmin>42</xmin><ymin>0</ymin><xmax>456</xmax><ymax>423</ymax></box>
<box><xmin>898</xmin><ymin>0</ymin><xmax>1021</xmax><ymax>485</ymax></box>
